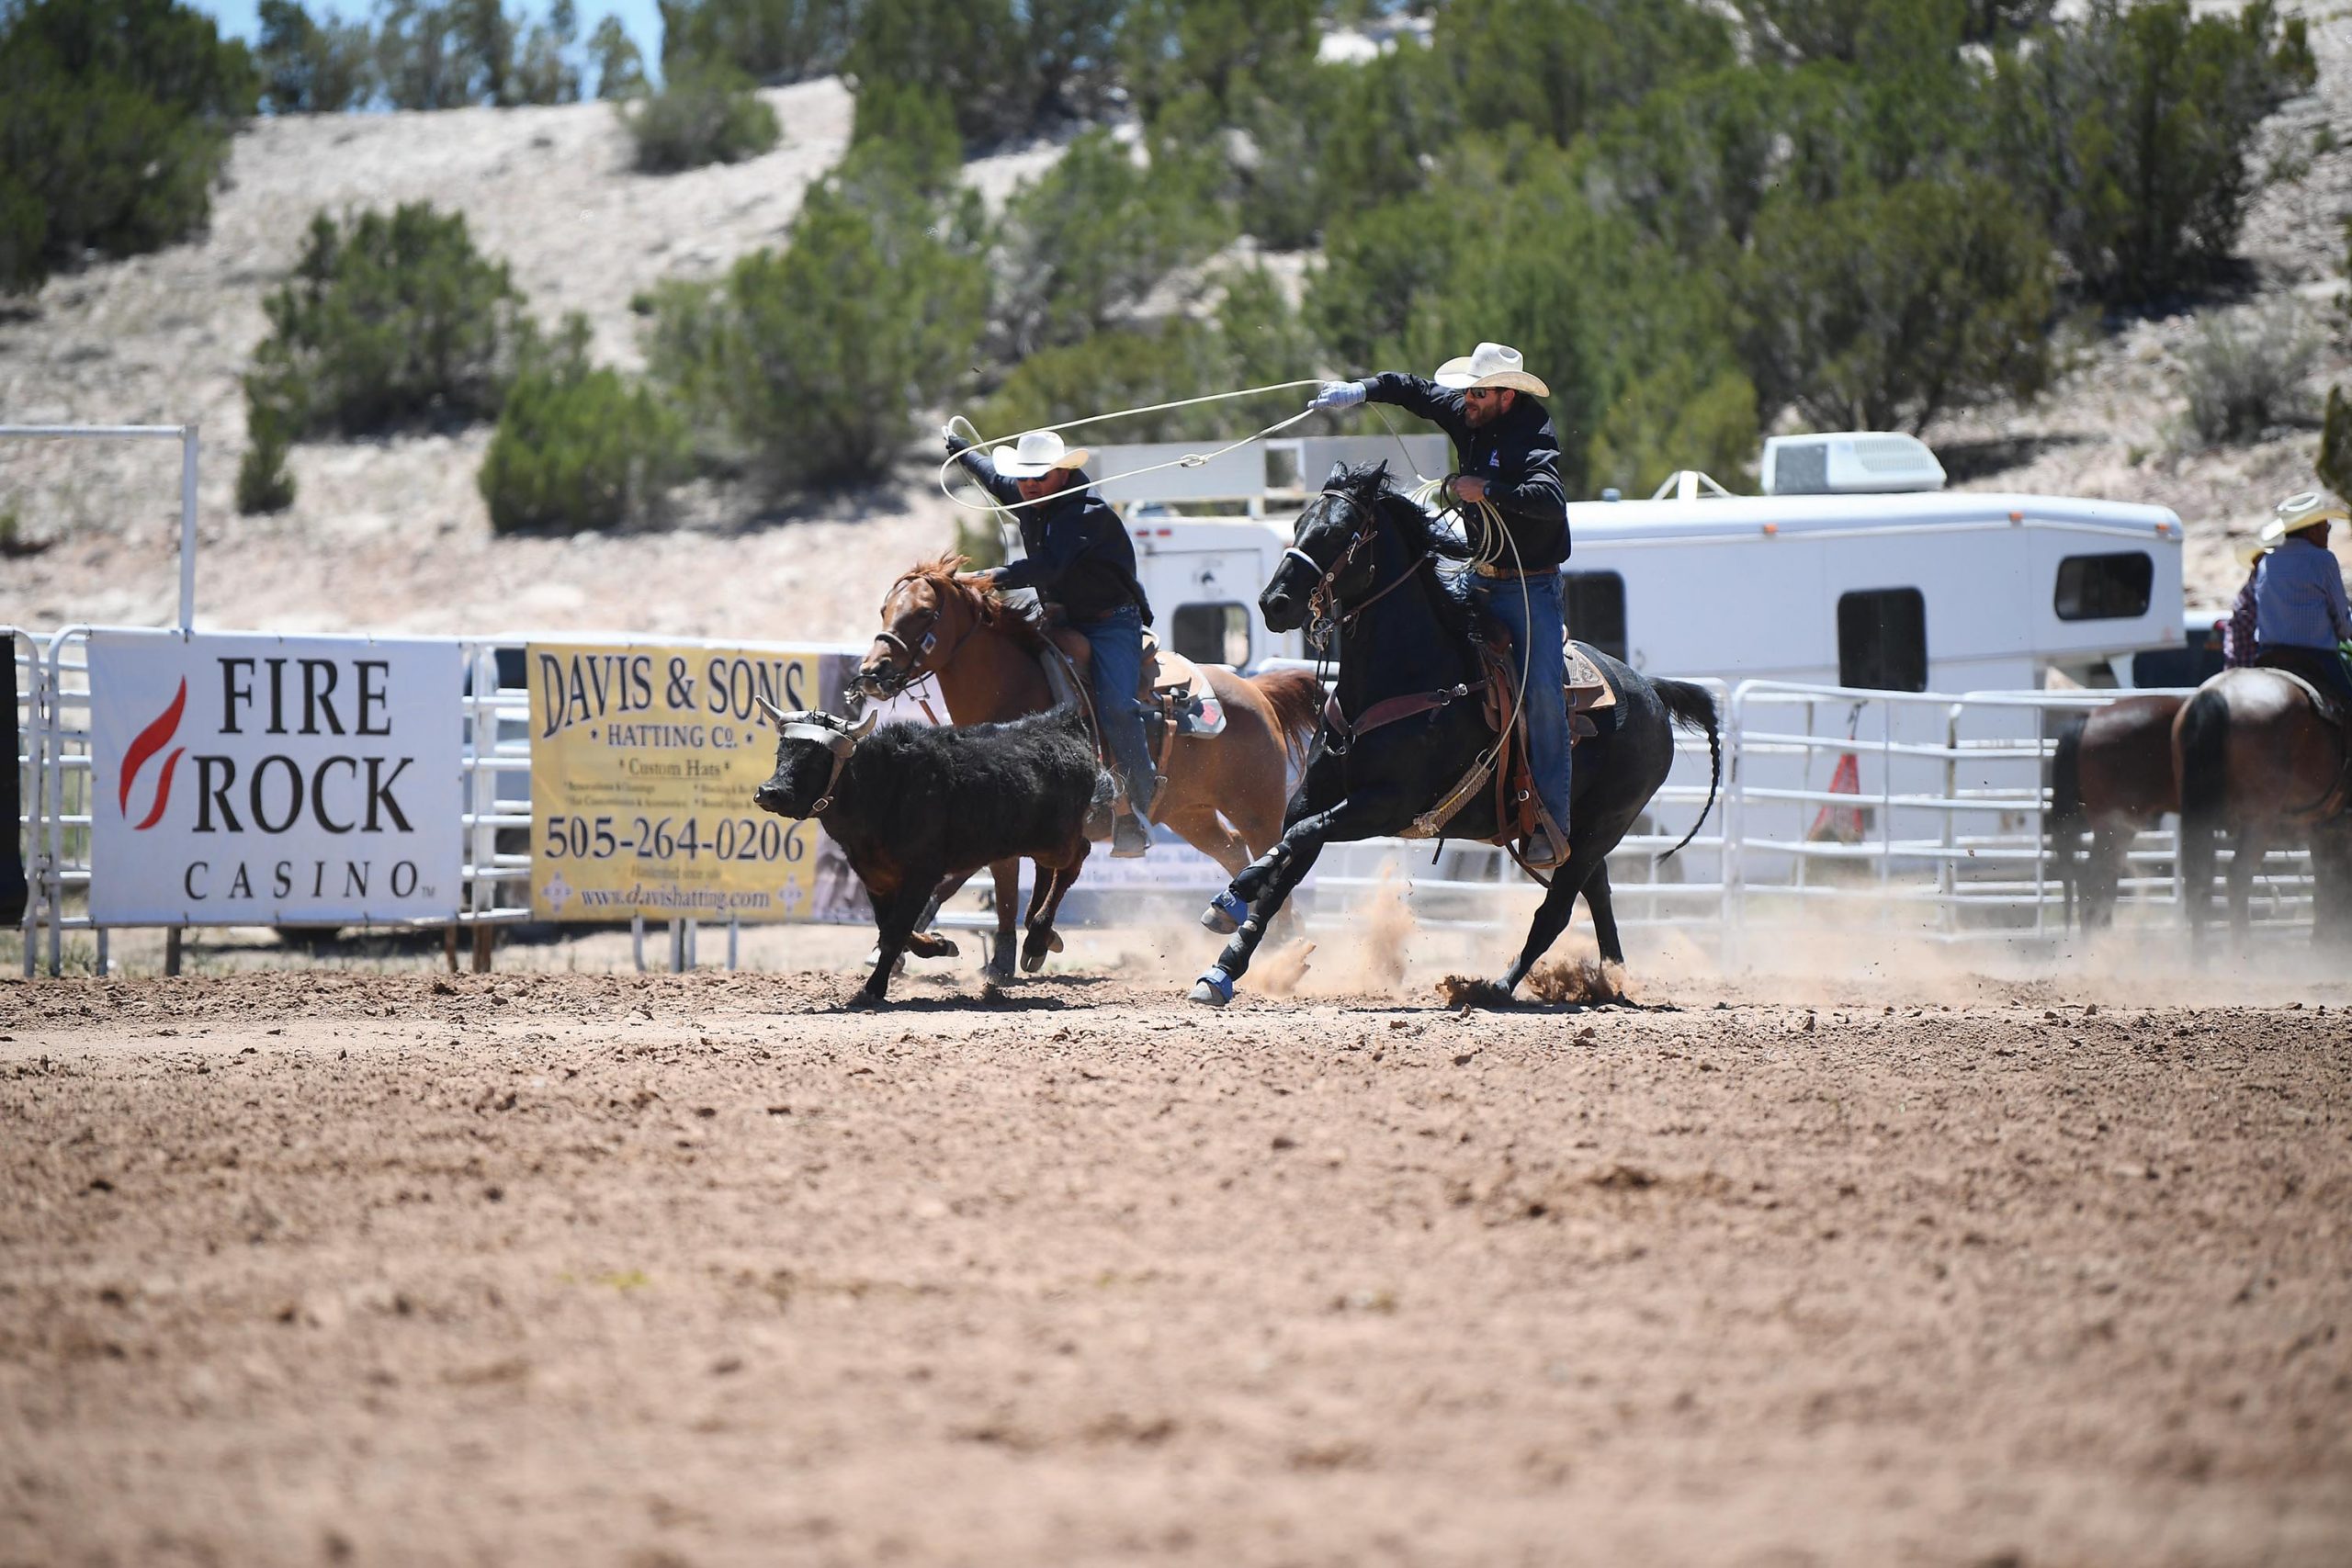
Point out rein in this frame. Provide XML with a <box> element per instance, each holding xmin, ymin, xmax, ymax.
<box><xmin>1302</xmin><ymin>485</ymin><xmax>1483</xmax><ymax>750</ymax></box>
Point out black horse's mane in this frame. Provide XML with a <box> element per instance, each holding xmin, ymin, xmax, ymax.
<box><xmin>1329</xmin><ymin>461</ymin><xmax>1479</xmax><ymax>644</ymax></box>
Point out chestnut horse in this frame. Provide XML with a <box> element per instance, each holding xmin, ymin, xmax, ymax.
<box><xmin>2175</xmin><ymin>668</ymin><xmax>2352</xmax><ymax>947</ymax></box>
<box><xmin>854</xmin><ymin>557</ymin><xmax>1322</xmax><ymax>977</ymax></box>
<box><xmin>2048</xmin><ymin>694</ymin><xmax>2181</xmax><ymax>930</ymax></box>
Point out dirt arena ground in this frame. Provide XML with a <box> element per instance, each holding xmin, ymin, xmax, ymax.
<box><xmin>4</xmin><ymin>939</ymin><xmax>2349</xmax><ymax>1567</ymax></box>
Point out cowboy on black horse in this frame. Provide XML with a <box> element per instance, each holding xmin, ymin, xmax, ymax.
<box><xmin>944</xmin><ymin>425</ymin><xmax>1159</xmax><ymax>857</ymax></box>
<box><xmin>1311</xmin><ymin>342</ymin><xmax>1573</xmax><ymax>870</ymax></box>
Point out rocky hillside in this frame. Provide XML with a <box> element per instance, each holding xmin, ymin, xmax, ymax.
<box><xmin>2</xmin><ymin>6</ymin><xmax>2348</xmax><ymax>643</ymax></box>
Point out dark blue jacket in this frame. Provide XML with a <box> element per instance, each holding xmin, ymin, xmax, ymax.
<box><xmin>1365</xmin><ymin>373</ymin><xmax>1571</xmax><ymax>570</ymax></box>
<box><xmin>956</xmin><ymin>450</ymin><xmax>1153</xmax><ymax>624</ymax></box>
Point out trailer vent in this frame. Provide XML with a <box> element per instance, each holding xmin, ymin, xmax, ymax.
<box><xmin>1761</xmin><ymin>432</ymin><xmax>1946</xmax><ymax>496</ymax></box>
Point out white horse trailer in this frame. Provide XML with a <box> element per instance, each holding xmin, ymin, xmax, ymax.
<box><xmin>1070</xmin><ymin>434</ymin><xmax>2187</xmax><ymax>694</ymax></box>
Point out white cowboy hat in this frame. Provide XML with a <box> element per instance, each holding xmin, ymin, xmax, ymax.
<box><xmin>1433</xmin><ymin>341</ymin><xmax>1549</xmax><ymax>398</ymax></box>
<box><xmin>2275</xmin><ymin>490</ymin><xmax>2349</xmax><ymax>535</ymax></box>
<box><xmin>992</xmin><ymin>429</ymin><xmax>1090</xmax><ymax>479</ymax></box>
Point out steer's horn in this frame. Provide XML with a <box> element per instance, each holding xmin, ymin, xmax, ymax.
<box><xmin>755</xmin><ymin>695</ymin><xmax>788</xmax><ymax>728</ymax></box>
<box><xmin>848</xmin><ymin>706</ymin><xmax>879</xmax><ymax>739</ymax></box>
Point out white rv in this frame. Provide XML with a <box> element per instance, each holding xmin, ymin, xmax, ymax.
<box><xmin>1062</xmin><ymin>432</ymin><xmax>2187</xmax><ymax>693</ymax></box>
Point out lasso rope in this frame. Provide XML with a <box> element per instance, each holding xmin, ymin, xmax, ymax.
<box><xmin>937</xmin><ymin>379</ymin><xmax>1326</xmax><ymax>518</ymax></box>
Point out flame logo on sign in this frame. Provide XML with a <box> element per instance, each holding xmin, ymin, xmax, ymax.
<box><xmin>119</xmin><ymin>678</ymin><xmax>187</xmax><ymax>831</ymax></box>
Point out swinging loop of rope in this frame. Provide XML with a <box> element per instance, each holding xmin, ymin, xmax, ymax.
<box><xmin>937</xmin><ymin>378</ymin><xmax>1326</xmax><ymax>518</ymax></box>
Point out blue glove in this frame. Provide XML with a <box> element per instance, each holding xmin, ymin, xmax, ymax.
<box><xmin>1311</xmin><ymin>380</ymin><xmax>1367</xmax><ymax>412</ymax></box>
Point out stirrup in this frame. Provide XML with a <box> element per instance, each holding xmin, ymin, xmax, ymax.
<box><xmin>1112</xmin><ymin>812</ymin><xmax>1154</xmax><ymax>858</ymax></box>
<box><xmin>1521</xmin><ymin>816</ymin><xmax>1569</xmax><ymax>872</ymax></box>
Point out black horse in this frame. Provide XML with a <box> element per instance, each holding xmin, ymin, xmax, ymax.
<box><xmin>1189</xmin><ymin>461</ymin><xmax>1720</xmax><ymax>1007</ymax></box>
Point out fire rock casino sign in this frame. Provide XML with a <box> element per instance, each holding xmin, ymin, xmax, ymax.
<box><xmin>88</xmin><ymin>631</ymin><xmax>464</xmax><ymax>926</ymax></box>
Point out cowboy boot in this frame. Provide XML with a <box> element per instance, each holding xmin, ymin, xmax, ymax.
<box><xmin>1521</xmin><ymin>807</ymin><xmax>1569</xmax><ymax>873</ymax></box>
<box><xmin>1112</xmin><ymin>770</ymin><xmax>1159</xmax><ymax>858</ymax></box>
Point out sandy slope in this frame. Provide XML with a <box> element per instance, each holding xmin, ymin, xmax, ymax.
<box><xmin>2</xmin><ymin>7</ymin><xmax>2349</xmax><ymax>639</ymax></box>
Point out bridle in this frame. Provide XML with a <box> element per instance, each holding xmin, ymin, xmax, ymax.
<box><xmin>859</xmin><ymin>589</ymin><xmax>947</xmax><ymax>698</ymax></box>
<box><xmin>1289</xmin><ymin>485</ymin><xmax>1430</xmax><ymax>635</ymax></box>
<box><xmin>755</xmin><ymin>700</ymin><xmax>876</xmax><ymax>815</ymax></box>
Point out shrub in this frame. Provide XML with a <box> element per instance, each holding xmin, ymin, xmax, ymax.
<box><xmin>1989</xmin><ymin>0</ymin><xmax>2315</xmax><ymax>307</ymax></box>
<box><xmin>234</xmin><ymin>402</ymin><xmax>298</xmax><ymax>514</ymax></box>
<box><xmin>645</xmin><ymin>176</ymin><xmax>986</xmax><ymax>489</ymax></box>
<box><xmin>0</xmin><ymin>0</ymin><xmax>258</xmax><ymax>294</ymax></box>
<box><xmin>2318</xmin><ymin>386</ymin><xmax>2352</xmax><ymax>503</ymax></box>
<box><xmin>587</xmin><ymin>13</ymin><xmax>644</xmax><ymax>97</ymax></box>
<box><xmin>2177</xmin><ymin>301</ymin><xmax>2320</xmax><ymax>447</ymax></box>
<box><xmin>238</xmin><ymin>202</ymin><xmax>529</xmax><ymax>511</ymax></box>
<box><xmin>1736</xmin><ymin>175</ymin><xmax>2055</xmax><ymax>434</ymax></box>
<box><xmin>992</xmin><ymin>128</ymin><xmax>1231</xmax><ymax>357</ymax></box>
<box><xmin>480</xmin><ymin>318</ymin><xmax>689</xmax><ymax>532</ymax></box>
<box><xmin>370</xmin><ymin>0</ymin><xmax>581</xmax><ymax>109</ymax></box>
<box><xmin>972</xmin><ymin>321</ymin><xmax>1227</xmax><ymax>446</ymax></box>
<box><xmin>254</xmin><ymin>0</ymin><xmax>375</xmax><ymax>112</ymax></box>
<box><xmin>846</xmin><ymin>77</ymin><xmax>960</xmax><ymax>194</ymax></box>
<box><xmin>622</xmin><ymin>56</ymin><xmax>779</xmax><ymax>173</ymax></box>
<box><xmin>656</xmin><ymin>0</ymin><xmax>853</xmax><ymax>85</ymax></box>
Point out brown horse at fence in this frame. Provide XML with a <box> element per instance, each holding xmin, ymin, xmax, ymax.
<box><xmin>851</xmin><ymin>557</ymin><xmax>1322</xmax><ymax>978</ymax></box>
<box><xmin>2049</xmin><ymin>694</ymin><xmax>2182</xmax><ymax>930</ymax></box>
<box><xmin>2175</xmin><ymin>668</ymin><xmax>2352</xmax><ymax>947</ymax></box>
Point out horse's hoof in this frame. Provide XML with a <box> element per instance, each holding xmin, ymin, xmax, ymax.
<box><xmin>906</xmin><ymin>930</ymin><xmax>959</xmax><ymax>960</ymax></box>
<box><xmin>1201</xmin><ymin>889</ymin><xmax>1247</xmax><ymax>935</ymax></box>
<box><xmin>980</xmin><ymin>960</ymin><xmax>1015</xmax><ymax>984</ymax></box>
<box><xmin>845</xmin><ymin>988</ymin><xmax>886</xmax><ymax>1010</ymax></box>
<box><xmin>1020</xmin><ymin>946</ymin><xmax>1048</xmax><ymax>976</ymax></box>
<box><xmin>1189</xmin><ymin>967</ymin><xmax>1235</xmax><ymax>1007</ymax></box>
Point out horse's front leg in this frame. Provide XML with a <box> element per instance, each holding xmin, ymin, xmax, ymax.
<box><xmin>1191</xmin><ymin>792</ymin><xmax>1399</xmax><ymax>1006</ymax></box>
<box><xmin>1203</xmin><ymin>749</ymin><xmax>1341</xmax><ymax>934</ymax></box>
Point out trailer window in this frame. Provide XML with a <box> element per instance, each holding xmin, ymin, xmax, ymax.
<box><xmin>1561</xmin><ymin>571</ymin><xmax>1627</xmax><ymax>661</ymax></box>
<box><xmin>1838</xmin><ymin>589</ymin><xmax>1928</xmax><ymax>692</ymax></box>
<box><xmin>1172</xmin><ymin>603</ymin><xmax>1251</xmax><ymax>666</ymax></box>
<box><xmin>2055</xmin><ymin>552</ymin><xmax>2154</xmax><ymax>621</ymax></box>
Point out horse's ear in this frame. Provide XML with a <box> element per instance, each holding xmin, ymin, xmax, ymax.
<box><xmin>1325</xmin><ymin>460</ymin><xmax>1350</xmax><ymax>491</ymax></box>
<box><xmin>1372</xmin><ymin>458</ymin><xmax>1390</xmax><ymax>487</ymax></box>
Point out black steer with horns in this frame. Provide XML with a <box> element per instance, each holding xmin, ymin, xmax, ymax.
<box><xmin>752</xmin><ymin>698</ymin><xmax>1104</xmax><ymax>1003</ymax></box>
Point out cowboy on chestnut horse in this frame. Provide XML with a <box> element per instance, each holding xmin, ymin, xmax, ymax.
<box><xmin>1311</xmin><ymin>342</ymin><xmax>1573</xmax><ymax>871</ymax></box>
<box><xmin>943</xmin><ymin>426</ymin><xmax>1159</xmax><ymax>857</ymax></box>
<box><xmin>2251</xmin><ymin>490</ymin><xmax>2352</xmax><ymax>712</ymax></box>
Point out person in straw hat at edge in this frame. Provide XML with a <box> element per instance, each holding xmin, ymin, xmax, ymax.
<box><xmin>2251</xmin><ymin>489</ymin><xmax>2352</xmax><ymax>712</ymax></box>
<box><xmin>944</xmin><ymin>425</ymin><xmax>1160</xmax><ymax>856</ymax></box>
<box><xmin>1311</xmin><ymin>342</ymin><xmax>1575</xmax><ymax>870</ymax></box>
<box><xmin>2220</xmin><ymin>521</ymin><xmax>2279</xmax><ymax>670</ymax></box>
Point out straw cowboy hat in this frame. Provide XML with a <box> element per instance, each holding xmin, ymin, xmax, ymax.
<box><xmin>2275</xmin><ymin>490</ymin><xmax>2349</xmax><ymax>535</ymax></box>
<box><xmin>1433</xmin><ymin>341</ymin><xmax>1550</xmax><ymax>398</ymax></box>
<box><xmin>991</xmin><ymin>429</ymin><xmax>1090</xmax><ymax>479</ymax></box>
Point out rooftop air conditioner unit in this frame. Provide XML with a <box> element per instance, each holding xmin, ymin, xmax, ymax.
<box><xmin>1759</xmin><ymin>432</ymin><xmax>1947</xmax><ymax>496</ymax></box>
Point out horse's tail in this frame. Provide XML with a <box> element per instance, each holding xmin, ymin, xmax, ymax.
<box><xmin>2177</xmin><ymin>684</ymin><xmax>2231</xmax><ymax>934</ymax></box>
<box><xmin>1652</xmin><ymin>678</ymin><xmax>1721</xmax><ymax>863</ymax></box>
<box><xmin>1248</xmin><ymin>666</ymin><xmax>1326</xmax><ymax>770</ymax></box>
<box><xmin>2048</xmin><ymin>713</ymin><xmax>2087</xmax><ymax>930</ymax></box>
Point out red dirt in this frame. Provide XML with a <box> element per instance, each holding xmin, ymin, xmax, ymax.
<box><xmin>3</xmin><ymin>969</ymin><xmax>2347</xmax><ymax>1566</ymax></box>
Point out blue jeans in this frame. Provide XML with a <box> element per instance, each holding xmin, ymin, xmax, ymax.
<box><xmin>1081</xmin><ymin>604</ymin><xmax>1156</xmax><ymax>814</ymax></box>
<box><xmin>1472</xmin><ymin>572</ymin><xmax>1571</xmax><ymax>838</ymax></box>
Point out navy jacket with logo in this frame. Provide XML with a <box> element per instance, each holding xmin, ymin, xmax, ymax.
<box><xmin>1364</xmin><ymin>372</ymin><xmax>1571</xmax><ymax>570</ymax></box>
<box><xmin>955</xmin><ymin>450</ymin><xmax>1153</xmax><ymax>624</ymax></box>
